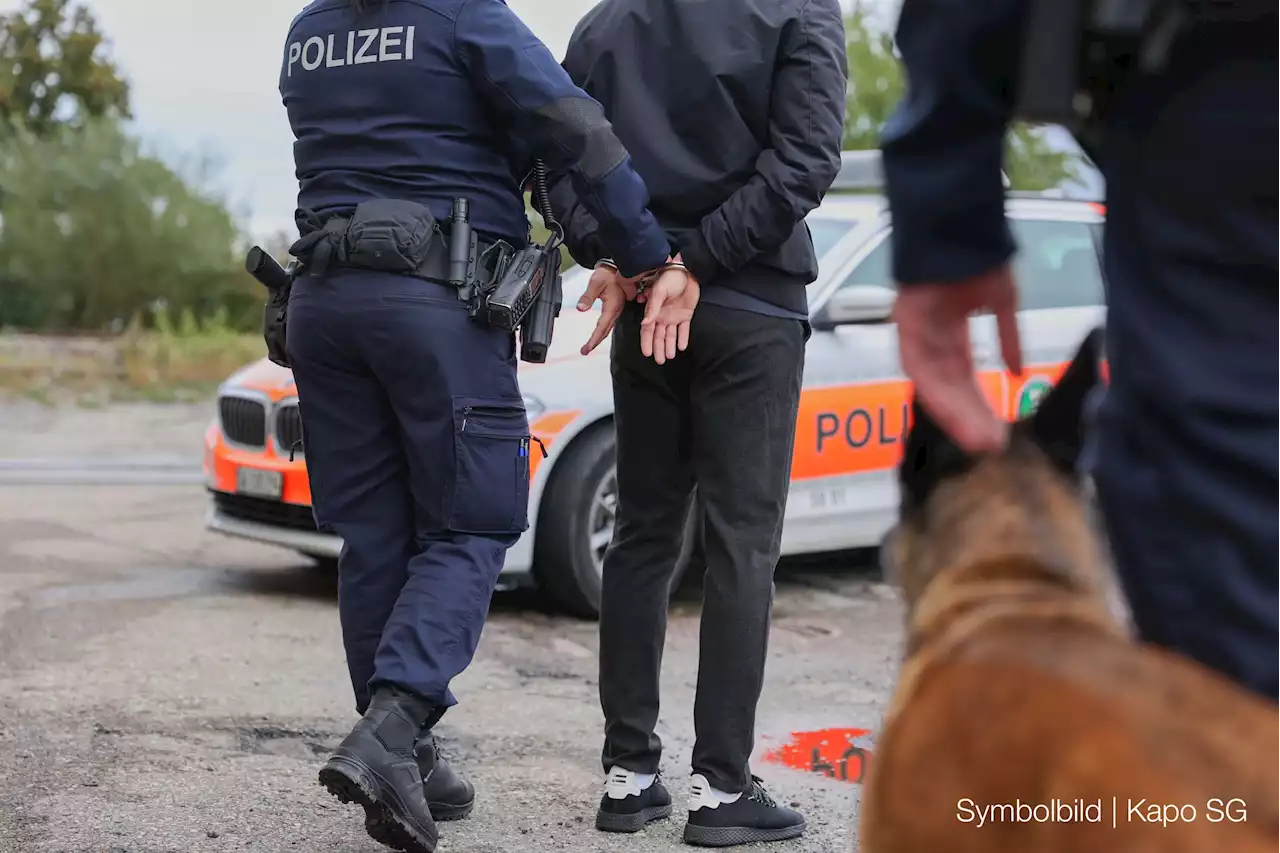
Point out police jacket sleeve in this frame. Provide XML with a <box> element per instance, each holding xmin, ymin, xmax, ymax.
<box><xmin>454</xmin><ymin>0</ymin><xmax>671</xmax><ymax>279</ymax></box>
<box><xmin>674</xmin><ymin>0</ymin><xmax>848</xmax><ymax>287</ymax></box>
<box><xmin>880</xmin><ymin>0</ymin><xmax>1023</xmax><ymax>285</ymax></box>
<box><xmin>546</xmin><ymin>169</ymin><xmax>608</xmax><ymax>270</ymax></box>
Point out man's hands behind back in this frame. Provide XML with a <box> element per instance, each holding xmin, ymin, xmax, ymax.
<box><xmin>578</xmin><ymin>264</ymin><xmax>631</xmax><ymax>355</ymax></box>
<box><xmin>577</xmin><ymin>256</ymin><xmax>700</xmax><ymax>364</ymax></box>
<box><xmin>639</xmin><ymin>264</ymin><xmax>699</xmax><ymax>365</ymax></box>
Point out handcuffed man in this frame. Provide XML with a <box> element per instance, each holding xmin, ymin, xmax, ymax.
<box><xmin>548</xmin><ymin>0</ymin><xmax>849</xmax><ymax>845</ymax></box>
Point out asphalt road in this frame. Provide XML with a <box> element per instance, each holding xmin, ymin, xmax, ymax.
<box><xmin>0</xmin><ymin>403</ymin><xmax>903</xmax><ymax>853</ymax></box>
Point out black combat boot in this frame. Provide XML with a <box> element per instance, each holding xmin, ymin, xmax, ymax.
<box><xmin>415</xmin><ymin>732</ymin><xmax>475</xmax><ymax>821</ymax></box>
<box><xmin>319</xmin><ymin>686</ymin><xmax>439</xmax><ymax>853</ymax></box>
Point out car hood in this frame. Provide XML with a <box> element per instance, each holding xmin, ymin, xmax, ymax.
<box><xmin>513</xmin><ymin>305</ymin><xmax>614</xmax><ymax>411</ymax></box>
<box><xmin>517</xmin><ymin>348</ymin><xmax>612</xmax><ymax>412</ymax></box>
<box><xmin>224</xmin><ymin>304</ymin><xmax>613</xmax><ymax>412</ymax></box>
<box><xmin>224</xmin><ymin>359</ymin><xmax>298</xmax><ymax>399</ymax></box>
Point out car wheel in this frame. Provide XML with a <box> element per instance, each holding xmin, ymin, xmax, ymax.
<box><xmin>535</xmin><ymin>422</ymin><xmax>701</xmax><ymax>619</ymax></box>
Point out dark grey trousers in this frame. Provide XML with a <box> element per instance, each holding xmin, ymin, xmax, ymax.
<box><xmin>599</xmin><ymin>299</ymin><xmax>806</xmax><ymax>794</ymax></box>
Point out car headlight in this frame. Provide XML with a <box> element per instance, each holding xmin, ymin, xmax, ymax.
<box><xmin>523</xmin><ymin>394</ymin><xmax>545</xmax><ymax>423</ymax></box>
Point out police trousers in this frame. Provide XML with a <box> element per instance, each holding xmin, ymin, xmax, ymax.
<box><xmin>285</xmin><ymin>270</ymin><xmax>530</xmax><ymax>717</ymax></box>
<box><xmin>1088</xmin><ymin>27</ymin><xmax>1278</xmax><ymax>700</ymax></box>
<box><xmin>599</xmin><ymin>301</ymin><xmax>806</xmax><ymax>794</ymax></box>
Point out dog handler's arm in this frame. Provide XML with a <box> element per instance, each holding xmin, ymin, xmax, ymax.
<box><xmin>880</xmin><ymin>0</ymin><xmax>1026</xmax><ymax>454</ymax></box>
<box><xmin>880</xmin><ymin>0</ymin><xmax>1022</xmax><ymax>285</ymax></box>
<box><xmin>674</xmin><ymin>0</ymin><xmax>847</xmax><ymax>286</ymax></box>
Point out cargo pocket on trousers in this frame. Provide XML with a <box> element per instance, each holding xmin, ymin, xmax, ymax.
<box><xmin>447</xmin><ymin>397</ymin><xmax>531</xmax><ymax>536</ymax></box>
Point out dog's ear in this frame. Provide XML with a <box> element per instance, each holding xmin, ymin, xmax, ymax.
<box><xmin>899</xmin><ymin>395</ymin><xmax>976</xmax><ymax>514</ymax></box>
<box><xmin>1022</xmin><ymin>327</ymin><xmax>1104</xmax><ymax>477</ymax></box>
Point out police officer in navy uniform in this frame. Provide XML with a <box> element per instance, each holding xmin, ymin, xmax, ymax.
<box><xmin>277</xmin><ymin>1</ymin><xmax>681</xmax><ymax>850</ymax></box>
<box><xmin>880</xmin><ymin>0</ymin><xmax>1278</xmax><ymax>701</ymax></box>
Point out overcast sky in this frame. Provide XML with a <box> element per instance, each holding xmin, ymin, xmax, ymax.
<box><xmin>0</xmin><ymin>0</ymin><xmax>899</xmax><ymax>237</ymax></box>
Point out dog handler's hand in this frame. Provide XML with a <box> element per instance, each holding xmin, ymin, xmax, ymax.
<box><xmin>579</xmin><ymin>265</ymin><xmax>628</xmax><ymax>356</ymax></box>
<box><xmin>894</xmin><ymin>263</ymin><xmax>1023</xmax><ymax>453</ymax></box>
<box><xmin>640</xmin><ymin>267</ymin><xmax>697</xmax><ymax>365</ymax></box>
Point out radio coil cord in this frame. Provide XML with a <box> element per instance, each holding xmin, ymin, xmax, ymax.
<box><xmin>514</xmin><ymin>159</ymin><xmax>565</xmax><ymax>363</ymax></box>
<box><xmin>530</xmin><ymin>159</ymin><xmax>564</xmax><ymax>250</ymax></box>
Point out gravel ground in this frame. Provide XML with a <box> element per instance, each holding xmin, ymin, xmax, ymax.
<box><xmin>0</xmin><ymin>402</ymin><xmax>903</xmax><ymax>853</ymax></box>
<box><xmin>0</xmin><ymin>400</ymin><xmax>210</xmax><ymax>462</ymax></box>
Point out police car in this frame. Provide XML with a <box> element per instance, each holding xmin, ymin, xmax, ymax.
<box><xmin>203</xmin><ymin>151</ymin><xmax>1107</xmax><ymax>617</ymax></box>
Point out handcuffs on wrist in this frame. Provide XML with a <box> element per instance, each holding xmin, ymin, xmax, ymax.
<box><xmin>595</xmin><ymin>258</ymin><xmax>689</xmax><ymax>297</ymax></box>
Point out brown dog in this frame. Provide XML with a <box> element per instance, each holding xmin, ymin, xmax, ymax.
<box><xmin>862</xmin><ymin>329</ymin><xmax>1278</xmax><ymax>853</ymax></box>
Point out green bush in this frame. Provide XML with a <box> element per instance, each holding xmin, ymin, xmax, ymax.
<box><xmin>842</xmin><ymin>5</ymin><xmax>1082</xmax><ymax>191</ymax></box>
<box><xmin>0</xmin><ymin>118</ymin><xmax>260</xmax><ymax>332</ymax></box>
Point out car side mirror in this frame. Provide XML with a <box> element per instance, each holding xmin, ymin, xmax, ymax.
<box><xmin>811</xmin><ymin>285</ymin><xmax>897</xmax><ymax>330</ymax></box>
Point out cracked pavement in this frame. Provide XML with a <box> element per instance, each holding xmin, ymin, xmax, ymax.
<box><xmin>0</xmin><ymin>403</ymin><xmax>903</xmax><ymax>853</ymax></box>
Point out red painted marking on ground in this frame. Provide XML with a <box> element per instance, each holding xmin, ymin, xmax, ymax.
<box><xmin>762</xmin><ymin>728</ymin><xmax>874</xmax><ymax>785</ymax></box>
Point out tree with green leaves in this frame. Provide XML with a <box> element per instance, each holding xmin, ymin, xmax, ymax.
<box><xmin>0</xmin><ymin>119</ymin><xmax>258</xmax><ymax>331</ymax></box>
<box><xmin>842</xmin><ymin>5</ymin><xmax>1082</xmax><ymax>192</ymax></box>
<box><xmin>0</xmin><ymin>0</ymin><xmax>261</xmax><ymax>333</ymax></box>
<box><xmin>0</xmin><ymin>0</ymin><xmax>131</xmax><ymax>138</ymax></box>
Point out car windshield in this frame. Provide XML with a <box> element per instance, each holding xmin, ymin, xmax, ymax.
<box><xmin>825</xmin><ymin>214</ymin><xmax>1107</xmax><ymax>310</ymax></box>
<box><xmin>808</xmin><ymin>216</ymin><xmax>858</xmax><ymax>260</ymax></box>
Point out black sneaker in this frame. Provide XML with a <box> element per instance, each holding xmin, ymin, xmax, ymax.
<box><xmin>596</xmin><ymin>768</ymin><xmax>673</xmax><ymax>833</ymax></box>
<box><xmin>682</xmin><ymin>774</ymin><xmax>806</xmax><ymax>847</ymax></box>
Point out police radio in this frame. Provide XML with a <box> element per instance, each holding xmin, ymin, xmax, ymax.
<box><xmin>484</xmin><ymin>159</ymin><xmax>564</xmax><ymax>363</ymax></box>
<box><xmin>485</xmin><ymin>244</ymin><xmax>548</xmax><ymax>331</ymax></box>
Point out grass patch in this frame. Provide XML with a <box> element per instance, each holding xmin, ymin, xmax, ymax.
<box><xmin>117</xmin><ymin>308</ymin><xmax>265</xmax><ymax>390</ymax></box>
<box><xmin>0</xmin><ymin>307</ymin><xmax>266</xmax><ymax>406</ymax></box>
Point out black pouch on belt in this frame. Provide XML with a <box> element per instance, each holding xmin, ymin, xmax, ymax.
<box><xmin>344</xmin><ymin>199</ymin><xmax>440</xmax><ymax>272</ymax></box>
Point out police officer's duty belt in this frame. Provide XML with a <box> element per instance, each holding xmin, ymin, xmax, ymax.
<box><xmin>290</xmin><ymin>201</ymin><xmax>511</xmax><ymax>288</ymax></box>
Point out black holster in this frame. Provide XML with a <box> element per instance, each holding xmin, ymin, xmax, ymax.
<box><xmin>1015</xmin><ymin>0</ymin><xmax>1275</xmax><ymax>159</ymax></box>
<box><xmin>245</xmin><ymin>246</ymin><xmax>297</xmax><ymax>369</ymax></box>
<box><xmin>262</xmin><ymin>281</ymin><xmax>292</xmax><ymax>369</ymax></box>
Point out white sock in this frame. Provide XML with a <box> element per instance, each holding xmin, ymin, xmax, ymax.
<box><xmin>605</xmin><ymin>768</ymin><xmax>656</xmax><ymax>799</ymax></box>
<box><xmin>687</xmin><ymin>773</ymin><xmax>742</xmax><ymax>811</ymax></box>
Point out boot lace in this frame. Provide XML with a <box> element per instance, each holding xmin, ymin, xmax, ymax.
<box><xmin>746</xmin><ymin>776</ymin><xmax>776</xmax><ymax>808</ymax></box>
<box><xmin>413</xmin><ymin>735</ymin><xmax>439</xmax><ymax>762</ymax></box>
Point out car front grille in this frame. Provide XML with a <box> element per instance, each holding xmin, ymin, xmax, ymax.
<box><xmin>213</xmin><ymin>491</ymin><xmax>318</xmax><ymax>532</ymax></box>
<box><xmin>219</xmin><ymin>396</ymin><xmax>268</xmax><ymax>448</ymax></box>
<box><xmin>274</xmin><ymin>403</ymin><xmax>304</xmax><ymax>457</ymax></box>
